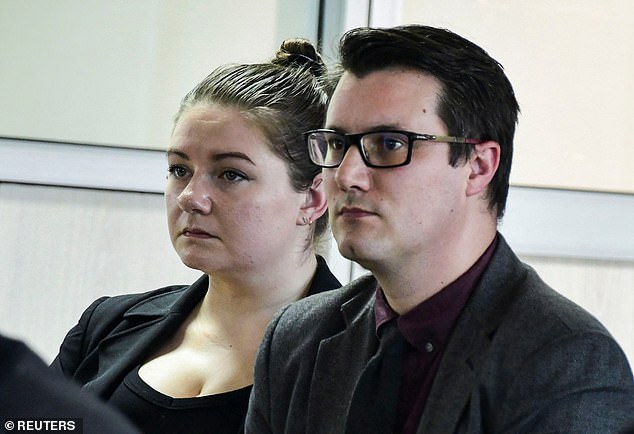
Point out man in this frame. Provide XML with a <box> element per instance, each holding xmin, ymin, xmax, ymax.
<box><xmin>245</xmin><ymin>25</ymin><xmax>634</xmax><ymax>433</ymax></box>
<box><xmin>1</xmin><ymin>334</ymin><xmax>140</xmax><ymax>433</ymax></box>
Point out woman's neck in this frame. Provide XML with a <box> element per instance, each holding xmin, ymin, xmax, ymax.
<box><xmin>201</xmin><ymin>253</ymin><xmax>317</xmax><ymax>320</ymax></box>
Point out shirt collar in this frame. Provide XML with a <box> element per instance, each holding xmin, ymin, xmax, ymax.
<box><xmin>374</xmin><ymin>236</ymin><xmax>498</xmax><ymax>350</ymax></box>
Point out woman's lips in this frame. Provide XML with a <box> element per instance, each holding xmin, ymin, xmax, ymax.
<box><xmin>182</xmin><ymin>228</ymin><xmax>214</xmax><ymax>238</ymax></box>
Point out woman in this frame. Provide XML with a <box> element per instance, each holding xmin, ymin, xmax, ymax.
<box><xmin>51</xmin><ymin>39</ymin><xmax>340</xmax><ymax>433</ymax></box>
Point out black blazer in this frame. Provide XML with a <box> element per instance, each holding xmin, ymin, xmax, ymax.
<box><xmin>50</xmin><ymin>256</ymin><xmax>341</xmax><ymax>400</ymax></box>
<box><xmin>1</xmin><ymin>334</ymin><xmax>140</xmax><ymax>433</ymax></box>
<box><xmin>246</xmin><ymin>235</ymin><xmax>634</xmax><ymax>433</ymax></box>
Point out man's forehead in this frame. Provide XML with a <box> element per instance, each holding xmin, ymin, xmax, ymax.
<box><xmin>326</xmin><ymin>69</ymin><xmax>442</xmax><ymax>132</ymax></box>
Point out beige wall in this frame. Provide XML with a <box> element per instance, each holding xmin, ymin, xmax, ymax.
<box><xmin>399</xmin><ymin>0</ymin><xmax>634</xmax><ymax>193</ymax></box>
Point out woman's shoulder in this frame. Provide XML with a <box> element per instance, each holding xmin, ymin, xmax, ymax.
<box><xmin>51</xmin><ymin>276</ymin><xmax>209</xmax><ymax>377</ymax></box>
<box><xmin>93</xmin><ymin>284</ymin><xmax>189</xmax><ymax>311</ymax></box>
<box><xmin>88</xmin><ymin>275</ymin><xmax>208</xmax><ymax>321</ymax></box>
<box><xmin>69</xmin><ymin>276</ymin><xmax>206</xmax><ymax>345</ymax></box>
<box><xmin>82</xmin><ymin>285</ymin><xmax>183</xmax><ymax>322</ymax></box>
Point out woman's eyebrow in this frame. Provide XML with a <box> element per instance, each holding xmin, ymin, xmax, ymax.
<box><xmin>212</xmin><ymin>151</ymin><xmax>255</xmax><ymax>166</ymax></box>
<box><xmin>166</xmin><ymin>149</ymin><xmax>188</xmax><ymax>160</ymax></box>
<box><xmin>166</xmin><ymin>149</ymin><xmax>256</xmax><ymax>166</ymax></box>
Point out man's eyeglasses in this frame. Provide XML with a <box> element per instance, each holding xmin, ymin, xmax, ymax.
<box><xmin>305</xmin><ymin>129</ymin><xmax>481</xmax><ymax>168</ymax></box>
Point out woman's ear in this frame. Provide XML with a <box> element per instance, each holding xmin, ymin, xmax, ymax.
<box><xmin>297</xmin><ymin>173</ymin><xmax>328</xmax><ymax>225</ymax></box>
<box><xmin>466</xmin><ymin>141</ymin><xmax>500</xmax><ymax>197</ymax></box>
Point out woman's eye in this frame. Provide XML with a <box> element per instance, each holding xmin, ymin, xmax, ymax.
<box><xmin>221</xmin><ymin>169</ymin><xmax>249</xmax><ymax>182</ymax></box>
<box><xmin>167</xmin><ymin>165</ymin><xmax>189</xmax><ymax>178</ymax></box>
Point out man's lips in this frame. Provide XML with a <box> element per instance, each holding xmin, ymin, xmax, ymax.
<box><xmin>338</xmin><ymin>206</ymin><xmax>377</xmax><ymax>218</ymax></box>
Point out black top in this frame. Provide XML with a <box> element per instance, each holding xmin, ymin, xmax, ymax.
<box><xmin>110</xmin><ymin>366</ymin><xmax>251</xmax><ymax>433</ymax></box>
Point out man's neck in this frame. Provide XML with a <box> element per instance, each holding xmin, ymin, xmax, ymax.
<box><xmin>373</xmin><ymin>228</ymin><xmax>497</xmax><ymax>315</ymax></box>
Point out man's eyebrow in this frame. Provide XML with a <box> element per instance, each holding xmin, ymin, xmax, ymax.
<box><xmin>325</xmin><ymin>124</ymin><xmax>404</xmax><ymax>133</ymax></box>
<box><xmin>165</xmin><ymin>149</ymin><xmax>255</xmax><ymax>165</ymax></box>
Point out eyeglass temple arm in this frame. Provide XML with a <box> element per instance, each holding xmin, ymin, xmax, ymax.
<box><xmin>420</xmin><ymin>134</ymin><xmax>481</xmax><ymax>144</ymax></box>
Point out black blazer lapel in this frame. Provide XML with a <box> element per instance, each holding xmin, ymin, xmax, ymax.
<box><xmin>79</xmin><ymin>276</ymin><xmax>209</xmax><ymax>398</ymax></box>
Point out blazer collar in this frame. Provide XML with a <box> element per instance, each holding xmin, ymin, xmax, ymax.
<box><xmin>123</xmin><ymin>274</ymin><xmax>209</xmax><ymax>318</ymax></box>
<box><xmin>340</xmin><ymin>274</ymin><xmax>378</xmax><ymax>326</ymax></box>
<box><xmin>82</xmin><ymin>275</ymin><xmax>208</xmax><ymax>398</ymax></box>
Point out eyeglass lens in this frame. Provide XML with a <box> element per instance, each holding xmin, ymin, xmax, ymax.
<box><xmin>308</xmin><ymin>131</ymin><xmax>410</xmax><ymax>167</ymax></box>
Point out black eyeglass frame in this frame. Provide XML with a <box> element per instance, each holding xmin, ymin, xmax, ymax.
<box><xmin>304</xmin><ymin>129</ymin><xmax>482</xmax><ymax>169</ymax></box>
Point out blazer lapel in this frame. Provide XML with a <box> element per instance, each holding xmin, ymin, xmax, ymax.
<box><xmin>416</xmin><ymin>235</ymin><xmax>527</xmax><ymax>434</ymax></box>
<box><xmin>307</xmin><ymin>277</ymin><xmax>379</xmax><ymax>433</ymax></box>
<box><xmin>80</xmin><ymin>276</ymin><xmax>209</xmax><ymax>398</ymax></box>
<box><xmin>416</xmin><ymin>309</ymin><xmax>491</xmax><ymax>434</ymax></box>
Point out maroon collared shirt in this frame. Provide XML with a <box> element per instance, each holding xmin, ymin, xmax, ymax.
<box><xmin>374</xmin><ymin>236</ymin><xmax>498</xmax><ymax>434</ymax></box>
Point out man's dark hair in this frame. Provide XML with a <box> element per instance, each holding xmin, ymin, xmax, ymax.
<box><xmin>336</xmin><ymin>25</ymin><xmax>520</xmax><ymax>218</ymax></box>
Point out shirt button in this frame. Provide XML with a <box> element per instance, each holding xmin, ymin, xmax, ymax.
<box><xmin>425</xmin><ymin>342</ymin><xmax>434</xmax><ymax>353</ymax></box>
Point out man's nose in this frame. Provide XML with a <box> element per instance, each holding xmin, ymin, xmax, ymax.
<box><xmin>333</xmin><ymin>145</ymin><xmax>371</xmax><ymax>192</ymax></box>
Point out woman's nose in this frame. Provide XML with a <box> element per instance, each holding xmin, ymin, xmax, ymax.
<box><xmin>177</xmin><ymin>177</ymin><xmax>212</xmax><ymax>214</ymax></box>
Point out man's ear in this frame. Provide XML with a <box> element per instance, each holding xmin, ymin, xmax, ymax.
<box><xmin>297</xmin><ymin>173</ymin><xmax>328</xmax><ymax>225</ymax></box>
<box><xmin>466</xmin><ymin>141</ymin><xmax>500</xmax><ymax>197</ymax></box>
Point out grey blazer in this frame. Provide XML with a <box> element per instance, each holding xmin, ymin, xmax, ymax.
<box><xmin>246</xmin><ymin>235</ymin><xmax>634</xmax><ymax>433</ymax></box>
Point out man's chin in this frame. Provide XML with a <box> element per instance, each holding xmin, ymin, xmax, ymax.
<box><xmin>336</xmin><ymin>242</ymin><xmax>376</xmax><ymax>270</ymax></box>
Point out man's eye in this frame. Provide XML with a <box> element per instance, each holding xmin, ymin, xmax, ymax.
<box><xmin>329</xmin><ymin>138</ymin><xmax>346</xmax><ymax>150</ymax></box>
<box><xmin>167</xmin><ymin>165</ymin><xmax>188</xmax><ymax>178</ymax></box>
<box><xmin>382</xmin><ymin>137</ymin><xmax>406</xmax><ymax>151</ymax></box>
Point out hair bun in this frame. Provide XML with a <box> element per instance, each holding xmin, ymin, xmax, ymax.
<box><xmin>272</xmin><ymin>38</ymin><xmax>326</xmax><ymax>77</ymax></box>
